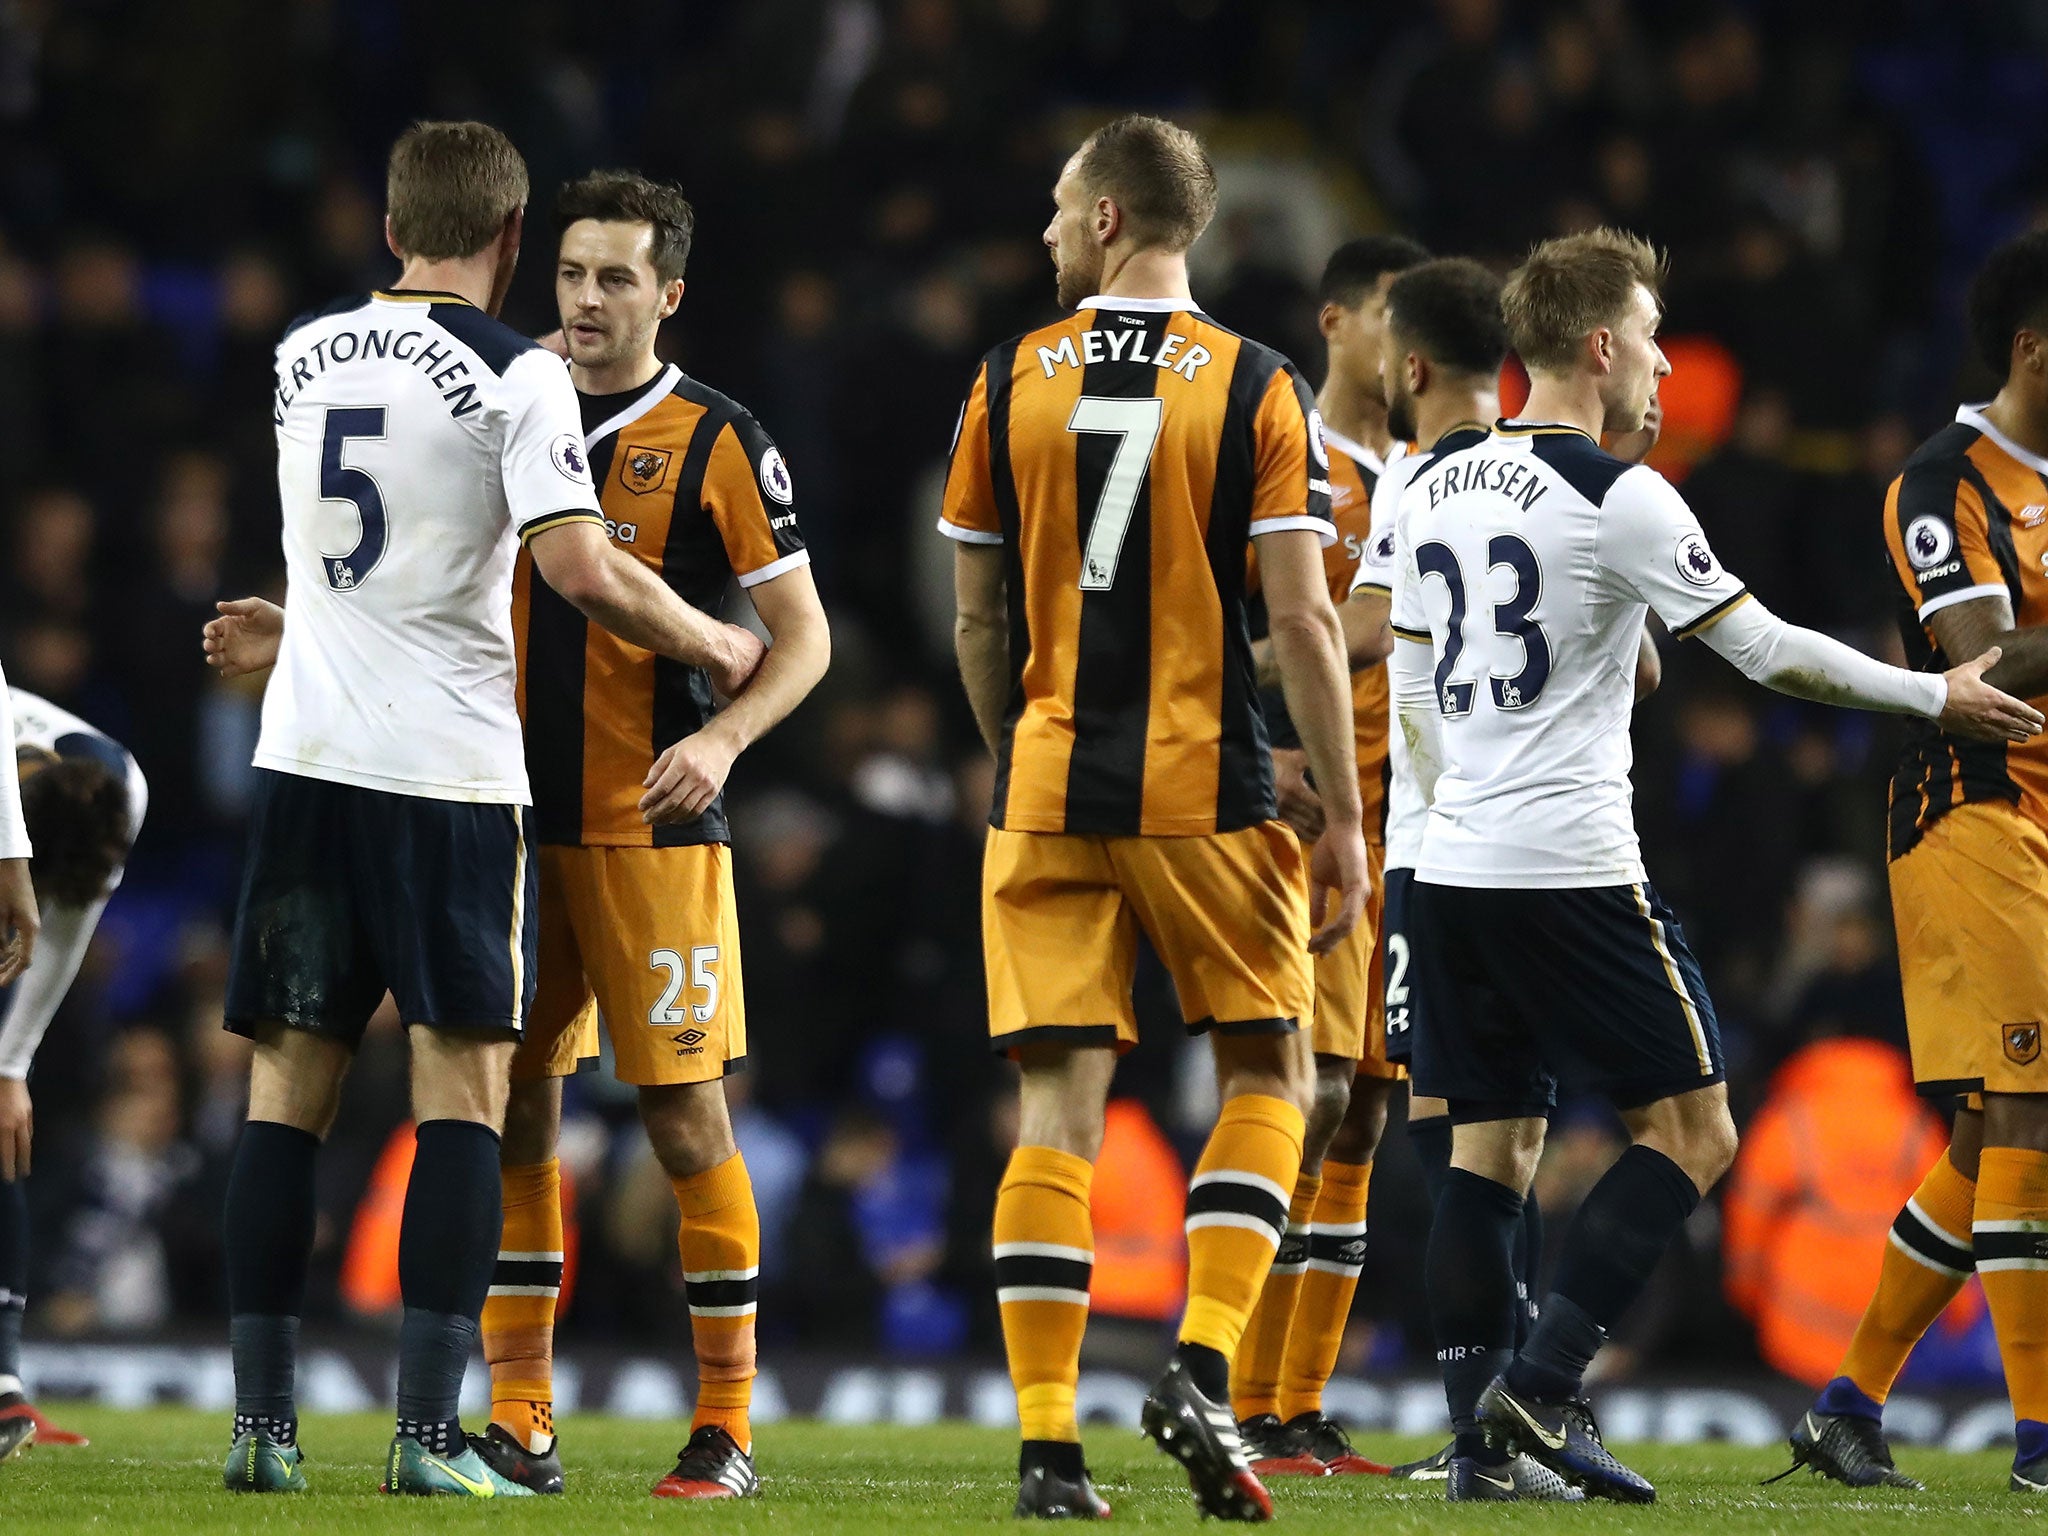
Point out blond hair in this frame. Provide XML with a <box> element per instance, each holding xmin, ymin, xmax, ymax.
<box><xmin>386</xmin><ymin>121</ymin><xmax>529</xmax><ymax>261</ymax></box>
<box><xmin>1074</xmin><ymin>115</ymin><xmax>1218</xmax><ymax>253</ymax></box>
<box><xmin>1501</xmin><ymin>227</ymin><xmax>1667</xmax><ymax>372</ymax></box>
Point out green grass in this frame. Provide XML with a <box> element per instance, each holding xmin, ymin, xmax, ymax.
<box><xmin>1</xmin><ymin>1408</ymin><xmax>2043</xmax><ymax>1531</ymax></box>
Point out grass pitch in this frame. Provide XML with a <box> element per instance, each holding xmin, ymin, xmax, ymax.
<box><xmin>1</xmin><ymin>1407</ymin><xmax>2041</xmax><ymax>1532</ymax></box>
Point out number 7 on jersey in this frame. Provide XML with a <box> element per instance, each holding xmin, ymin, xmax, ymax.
<box><xmin>1069</xmin><ymin>395</ymin><xmax>1164</xmax><ymax>591</ymax></box>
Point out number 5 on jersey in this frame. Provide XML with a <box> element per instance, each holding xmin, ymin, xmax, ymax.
<box><xmin>1069</xmin><ymin>395</ymin><xmax>1164</xmax><ymax>591</ymax></box>
<box><xmin>650</xmin><ymin>945</ymin><xmax>720</xmax><ymax>1029</ymax></box>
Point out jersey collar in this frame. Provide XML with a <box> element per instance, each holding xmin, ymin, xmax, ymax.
<box><xmin>373</xmin><ymin>288</ymin><xmax>473</xmax><ymax>305</ymax></box>
<box><xmin>1957</xmin><ymin>402</ymin><xmax>2048</xmax><ymax>476</ymax></box>
<box><xmin>584</xmin><ymin>363</ymin><xmax>682</xmax><ymax>447</ymax></box>
<box><xmin>1322</xmin><ymin>425</ymin><xmax>1395</xmax><ymax>475</ymax></box>
<box><xmin>1076</xmin><ymin>295</ymin><xmax>1202</xmax><ymax>314</ymax></box>
<box><xmin>1495</xmin><ymin>417</ymin><xmax>1595</xmax><ymax>439</ymax></box>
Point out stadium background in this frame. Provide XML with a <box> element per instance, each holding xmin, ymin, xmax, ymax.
<box><xmin>0</xmin><ymin>0</ymin><xmax>2040</xmax><ymax>1434</ymax></box>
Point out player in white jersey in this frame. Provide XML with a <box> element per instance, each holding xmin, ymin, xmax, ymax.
<box><xmin>210</xmin><ymin>122</ymin><xmax>765</xmax><ymax>1500</ymax></box>
<box><xmin>0</xmin><ymin>679</ymin><xmax>30</xmax><ymax>991</ymax></box>
<box><xmin>1388</xmin><ymin>229</ymin><xmax>2041</xmax><ymax>1505</ymax></box>
<box><xmin>0</xmin><ymin>689</ymin><xmax>144</xmax><ymax>1463</ymax></box>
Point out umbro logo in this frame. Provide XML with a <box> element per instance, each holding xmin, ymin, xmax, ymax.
<box><xmin>671</xmin><ymin>1028</ymin><xmax>707</xmax><ymax>1056</ymax></box>
<box><xmin>1335</xmin><ymin>1238</ymin><xmax>1368</xmax><ymax>1266</ymax></box>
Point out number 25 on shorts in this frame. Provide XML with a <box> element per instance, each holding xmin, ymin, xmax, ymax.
<box><xmin>650</xmin><ymin>945</ymin><xmax>720</xmax><ymax>1026</ymax></box>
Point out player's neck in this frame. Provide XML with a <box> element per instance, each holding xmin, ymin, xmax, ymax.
<box><xmin>573</xmin><ymin>350</ymin><xmax>664</xmax><ymax>399</ymax></box>
<box><xmin>1518</xmin><ymin>373</ymin><xmax>1606</xmax><ymax>440</ymax></box>
<box><xmin>1317</xmin><ymin>374</ymin><xmax>1393</xmax><ymax>458</ymax></box>
<box><xmin>1091</xmin><ymin>246</ymin><xmax>1194</xmax><ymax>305</ymax></box>
<box><xmin>390</xmin><ymin>256</ymin><xmax>497</xmax><ymax>312</ymax></box>
<box><xmin>1416</xmin><ymin>385</ymin><xmax>1501</xmax><ymax>450</ymax></box>
<box><xmin>1979</xmin><ymin>388</ymin><xmax>2048</xmax><ymax>462</ymax></box>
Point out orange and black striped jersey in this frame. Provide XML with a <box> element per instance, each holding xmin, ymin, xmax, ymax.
<box><xmin>1249</xmin><ymin>434</ymin><xmax>1393</xmax><ymax>840</ymax></box>
<box><xmin>1884</xmin><ymin>404</ymin><xmax>2048</xmax><ymax>857</ymax></box>
<box><xmin>513</xmin><ymin>365</ymin><xmax>807</xmax><ymax>848</ymax></box>
<box><xmin>940</xmin><ymin>296</ymin><xmax>1335</xmax><ymax>836</ymax></box>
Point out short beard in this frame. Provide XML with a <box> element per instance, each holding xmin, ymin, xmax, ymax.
<box><xmin>1386</xmin><ymin>387</ymin><xmax>1417</xmax><ymax>443</ymax></box>
<box><xmin>1055</xmin><ymin>249</ymin><xmax>1103</xmax><ymax>311</ymax></box>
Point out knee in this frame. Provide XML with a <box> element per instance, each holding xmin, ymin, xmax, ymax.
<box><xmin>1668</xmin><ymin>1108</ymin><xmax>1739</xmax><ymax>1191</ymax></box>
<box><xmin>639</xmin><ymin>1083</ymin><xmax>737</xmax><ymax>1180</ymax></box>
<box><xmin>1327</xmin><ymin>1081</ymin><xmax>1391</xmax><ymax>1165</ymax></box>
<box><xmin>1303</xmin><ymin>1065</ymin><xmax>1353</xmax><ymax>1158</ymax></box>
<box><xmin>500</xmin><ymin>1081</ymin><xmax>560</xmax><ymax>1166</ymax></box>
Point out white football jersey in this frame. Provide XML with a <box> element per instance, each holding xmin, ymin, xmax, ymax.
<box><xmin>256</xmin><ymin>290</ymin><xmax>603</xmax><ymax>803</ymax></box>
<box><xmin>1391</xmin><ymin>422</ymin><xmax>1747</xmax><ymax>888</ymax></box>
<box><xmin>1349</xmin><ymin>442</ymin><xmax>1428</xmax><ymax>870</ymax></box>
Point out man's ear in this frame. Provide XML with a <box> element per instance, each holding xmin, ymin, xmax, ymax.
<box><xmin>1094</xmin><ymin>195</ymin><xmax>1121</xmax><ymax>246</ymax></box>
<box><xmin>384</xmin><ymin>215</ymin><xmax>404</xmax><ymax>263</ymax></box>
<box><xmin>1318</xmin><ymin>301</ymin><xmax>1347</xmax><ymax>342</ymax></box>
<box><xmin>1589</xmin><ymin>325</ymin><xmax>1615</xmax><ymax>375</ymax></box>
<box><xmin>661</xmin><ymin>278</ymin><xmax>686</xmax><ymax>320</ymax></box>
<box><xmin>2018</xmin><ymin>328</ymin><xmax>2047</xmax><ymax>379</ymax></box>
<box><xmin>1407</xmin><ymin>351</ymin><xmax>1430</xmax><ymax>398</ymax></box>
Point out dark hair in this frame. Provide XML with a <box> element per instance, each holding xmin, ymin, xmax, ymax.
<box><xmin>1318</xmin><ymin>235</ymin><xmax>1431</xmax><ymax>308</ymax></box>
<box><xmin>1502</xmin><ymin>226</ymin><xmax>1666</xmax><ymax>372</ymax></box>
<box><xmin>385</xmin><ymin>121</ymin><xmax>529</xmax><ymax>261</ymax></box>
<box><xmin>1967</xmin><ymin>229</ymin><xmax>2048</xmax><ymax>380</ymax></box>
<box><xmin>555</xmin><ymin>169</ymin><xmax>697</xmax><ymax>283</ymax></box>
<box><xmin>1073</xmin><ymin>115</ymin><xmax>1219</xmax><ymax>253</ymax></box>
<box><xmin>1386</xmin><ymin>258</ymin><xmax>1510</xmax><ymax>376</ymax></box>
<box><xmin>19</xmin><ymin>754</ymin><xmax>130</xmax><ymax>907</ymax></box>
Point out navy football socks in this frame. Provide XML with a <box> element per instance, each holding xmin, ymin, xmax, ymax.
<box><xmin>1428</xmin><ymin>1168</ymin><xmax>1523</xmax><ymax>1461</ymax></box>
<box><xmin>224</xmin><ymin>1121</ymin><xmax>321</xmax><ymax>1435</ymax></box>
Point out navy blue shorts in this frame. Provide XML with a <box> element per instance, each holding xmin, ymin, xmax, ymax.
<box><xmin>1381</xmin><ymin>866</ymin><xmax>1417</xmax><ymax>1065</ymax></box>
<box><xmin>1407</xmin><ymin>879</ymin><xmax>1723</xmax><ymax>1122</ymax></box>
<box><xmin>226</xmin><ymin>769</ymin><xmax>539</xmax><ymax>1045</ymax></box>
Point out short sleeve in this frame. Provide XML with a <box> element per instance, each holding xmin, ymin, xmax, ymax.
<box><xmin>501</xmin><ymin>351</ymin><xmax>604</xmax><ymax>542</ymax></box>
<box><xmin>939</xmin><ymin>360</ymin><xmax>1003</xmax><ymax>545</ymax></box>
<box><xmin>1884</xmin><ymin>458</ymin><xmax>2009</xmax><ymax>621</ymax></box>
<box><xmin>1594</xmin><ymin>465</ymin><xmax>1752</xmax><ymax>639</ymax></box>
<box><xmin>1248</xmin><ymin>365</ymin><xmax>1336</xmax><ymax>544</ymax></box>
<box><xmin>1349</xmin><ymin>455</ymin><xmax>1412</xmax><ymax>597</ymax></box>
<box><xmin>705</xmin><ymin>412</ymin><xmax>809</xmax><ymax>588</ymax></box>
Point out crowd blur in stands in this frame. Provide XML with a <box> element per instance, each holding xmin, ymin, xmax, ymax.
<box><xmin>2</xmin><ymin>0</ymin><xmax>2041</xmax><ymax>1386</ymax></box>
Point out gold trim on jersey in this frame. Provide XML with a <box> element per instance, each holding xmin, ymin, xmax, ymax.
<box><xmin>1389</xmin><ymin>623</ymin><xmax>1431</xmax><ymax>643</ymax></box>
<box><xmin>517</xmin><ymin>511</ymin><xmax>606</xmax><ymax>545</ymax></box>
<box><xmin>1671</xmin><ymin>588</ymin><xmax>1752</xmax><ymax>640</ymax></box>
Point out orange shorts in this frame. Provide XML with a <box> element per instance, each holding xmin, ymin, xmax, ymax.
<box><xmin>981</xmin><ymin>821</ymin><xmax>1313</xmax><ymax>1056</ymax></box>
<box><xmin>1889</xmin><ymin>802</ymin><xmax>2048</xmax><ymax>1097</ymax></box>
<box><xmin>512</xmin><ymin>843</ymin><xmax>746</xmax><ymax>1087</ymax></box>
<box><xmin>1310</xmin><ymin>839</ymin><xmax>1403</xmax><ymax>1079</ymax></box>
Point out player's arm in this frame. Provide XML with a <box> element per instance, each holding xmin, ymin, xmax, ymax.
<box><xmin>0</xmin><ymin>898</ymin><xmax>105</xmax><ymax>1179</ymax></box>
<box><xmin>641</xmin><ymin>565</ymin><xmax>830</xmax><ymax>824</ymax></box>
<box><xmin>1251</xmin><ymin>367</ymin><xmax>1366</xmax><ymax>951</ymax></box>
<box><xmin>938</xmin><ymin>360</ymin><xmax>1012</xmax><ymax>755</ymax></box>
<box><xmin>1605</xmin><ymin>468</ymin><xmax>2040</xmax><ymax>741</ymax></box>
<box><xmin>1928</xmin><ymin>594</ymin><xmax>2048</xmax><ymax>700</ymax></box>
<box><xmin>0</xmin><ymin>679</ymin><xmax>36</xmax><ymax>988</ymax></box>
<box><xmin>1262</xmin><ymin>528</ymin><xmax>1365</xmax><ymax>952</ymax></box>
<box><xmin>954</xmin><ymin>544</ymin><xmax>1008</xmax><ymax>756</ymax></box>
<box><xmin>527</xmin><ymin>521</ymin><xmax>762</xmax><ymax>696</ymax></box>
<box><xmin>1388</xmin><ymin>528</ymin><xmax>1447</xmax><ymax>806</ymax></box>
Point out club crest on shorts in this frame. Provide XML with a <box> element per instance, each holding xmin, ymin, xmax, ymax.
<box><xmin>2006</xmin><ymin>1022</ymin><xmax>2042</xmax><ymax>1066</ymax></box>
<box><xmin>622</xmin><ymin>444</ymin><xmax>672</xmax><ymax>496</ymax></box>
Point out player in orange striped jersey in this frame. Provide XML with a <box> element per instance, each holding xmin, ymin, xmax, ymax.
<box><xmin>944</xmin><ymin>114</ymin><xmax>1366</xmax><ymax>1522</ymax></box>
<box><xmin>1230</xmin><ymin>235</ymin><xmax>1427</xmax><ymax>1479</ymax></box>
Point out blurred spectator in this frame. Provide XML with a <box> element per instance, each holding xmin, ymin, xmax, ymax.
<box><xmin>1723</xmin><ymin>1031</ymin><xmax>1953</xmax><ymax>1387</ymax></box>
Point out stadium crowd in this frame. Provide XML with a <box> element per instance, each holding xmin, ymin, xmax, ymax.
<box><xmin>0</xmin><ymin>0</ymin><xmax>2042</xmax><ymax>1388</ymax></box>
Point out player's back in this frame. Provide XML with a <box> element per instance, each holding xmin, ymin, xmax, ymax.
<box><xmin>261</xmin><ymin>289</ymin><xmax>600</xmax><ymax>805</ymax></box>
<box><xmin>1395</xmin><ymin>422</ymin><xmax>1746</xmax><ymax>887</ymax></box>
<box><xmin>940</xmin><ymin>297</ymin><xmax>1331</xmax><ymax>837</ymax></box>
<box><xmin>1883</xmin><ymin>406</ymin><xmax>2048</xmax><ymax>855</ymax></box>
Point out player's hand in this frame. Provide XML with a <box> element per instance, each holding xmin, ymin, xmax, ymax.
<box><xmin>641</xmin><ymin>726</ymin><xmax>742</xmax><ymax>824</ymax></box>
<box><xmin>1306</xmin><ymin>822</ymin><xmax>1368</xmax><ymax>955</ymax></box>
<box><xmin>708</xmin><ymin>623</ymin><xmax>767</xmax><ymax>698</ymax></box>
<box><xmin>1940</xmin><ymin>646</ymin><xmax>2045</xmax><ymax>743</ymax></box>
<box><xmin>203</xmin><ymin>597</ymin><xmax>285</xmax><ymax>678</ymax></box>
<box><xmin>1271</xmin><ymin>748</ymin><xmax>1325</xmax><ymax>841</ymax></box>
<box><xmin>535</xmin><ymin>329</ymin><xmax>570</xmax><ymax>359</ymax></box>
<box><xmin>0</xmin><ymin>1077</ymin><xmax>30</xmax><ymax>1181</ymax></box>
<box><xmin>1608</xmin><ymin>395</ymin><xmax>1663</xmax><ymax>466</ymax></box>
<box><xmin>0</xmin><ymin>858</ymin><xmax>36</xmax><ymax>988</ymax></box>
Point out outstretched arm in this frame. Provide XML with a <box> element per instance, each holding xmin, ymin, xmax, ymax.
<box><xmin>1694</xmin><ymin>597</ymin><xmax>2040</xmax><ymax>741</ymax></box>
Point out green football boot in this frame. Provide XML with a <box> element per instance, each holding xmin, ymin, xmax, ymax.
<box><xmin>382</xmin><ymin>1432</ymin><xmax>535</xmax><ymax>1497</ymax></box>
<box><xmin>222</xmin><ymin>1430</ymin><xmax>308</xmax><ymax>1492</ymax></box>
